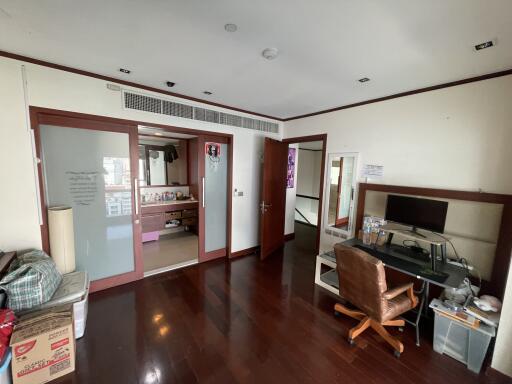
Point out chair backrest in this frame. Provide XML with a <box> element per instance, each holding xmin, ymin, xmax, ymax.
<box><xmin>334</xmin><ymin>243</ymin><xmax>387</xmax><ymax>320</ymax></box>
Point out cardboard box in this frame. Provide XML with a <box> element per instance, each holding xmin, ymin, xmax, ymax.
<box><xmin>10</xmin><ymin>305</ymin><xmax>75</xmax><ymax>384</ymax></box>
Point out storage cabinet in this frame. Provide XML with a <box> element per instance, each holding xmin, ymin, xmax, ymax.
<box><xmin>182</xmin><ymin>217</ymin><xmax>197</xmax><ymax>226</ymax></box>
<box><xmin>141</xmin><ymin>202</ymin><xmax>198</xmax><ymax>234</ymax></box>
<box><xmin>141</xmin><ymin>213</ymin><xmax>164</xmax><ymax>233</ymax></box>
<box><xmin>165</xmin><ymin>211</ymin><xmax>182</xmax><ymax>221</ymax></box>
<box><xmin>182</xmin><ymin>209</ymin><xmax>197</xmax><ymax>218</ymax></box>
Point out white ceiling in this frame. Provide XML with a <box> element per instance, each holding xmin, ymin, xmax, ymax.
<box><xmin>1</xmin><ymin>0</ymin><xmax>511</xmax><ymax>119</ymax></box>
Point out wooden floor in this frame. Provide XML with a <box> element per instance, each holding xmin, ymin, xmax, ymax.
<box><xmin>55</xmin><ymin>223</ymin><xmax>509</xmax><ymax>383</ymax></box>
<box><xmin>143</xmin><ymin>231</ymin><xmax>198</xmax><ymax>272</ymax></box>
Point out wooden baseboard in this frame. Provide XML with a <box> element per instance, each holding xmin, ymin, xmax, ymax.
<box><xmin>202</xmin><ymin>248</ymin><xmax>226</xmax><ymax>262</ymax></box>
<box><xmin>230</xmin><ymin>246</ymin><xmax>259</xmax><ymax>259</ymax></box>
<box><xmin>284</xmin><ymin>233</ymin><xmax>295</xmax><ymax>242</ymax></box>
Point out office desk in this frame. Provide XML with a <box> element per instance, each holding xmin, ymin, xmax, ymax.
<box><xmin>343</xmin><ymin>238</ymin><xmax>467</xmax><ymax>289</ymax></box>
<box><xmin>315</xmin><ymin>238</ymin><xmax>468</xmax><ymax>346</ymax></box>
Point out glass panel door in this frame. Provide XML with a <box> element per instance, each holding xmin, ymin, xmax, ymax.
<box><xmin>39</xmin><ymin>124</ymin><xmax>140</xmax><ymax>286</ymax></box>
<box><xmin>204</xmin><ymin>142</ymin><xmax>228</xmax><ymax>253</ymax></box>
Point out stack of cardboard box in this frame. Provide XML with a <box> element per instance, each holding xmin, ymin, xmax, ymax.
<box><xmin>10</xmin><ymin>305</ymin><xmax>75</xmax><ymax>384</ymax></box>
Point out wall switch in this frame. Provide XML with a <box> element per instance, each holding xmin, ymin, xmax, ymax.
<box><xmin>237</xmin><ymin>191</ymin><xmax>244</xmax><ymax>196</ymax></box>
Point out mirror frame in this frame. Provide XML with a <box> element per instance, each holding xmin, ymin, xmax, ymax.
<box><xmin>322</xmin><ymin>152</ymin><xmax>359</xmax><ymax>237</ymax></box>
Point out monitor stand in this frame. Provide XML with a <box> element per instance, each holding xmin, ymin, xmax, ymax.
<box><xmin>405</xmin><ymin>226</ymin><xmax>426</xmax><ymax>238</ymax></box>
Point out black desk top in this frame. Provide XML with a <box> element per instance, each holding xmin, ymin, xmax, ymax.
<box><xmin>325</xmin><ymin>238</ymin><xmax>467</xmax><ymax>289</ymax></box>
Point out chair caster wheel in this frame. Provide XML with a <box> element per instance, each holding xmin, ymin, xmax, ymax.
<box><xmin>398</xmin><ymin>327</ymin><xmax>404</xmax><ymax>332</ymax></box>
<box><xmin>334</xmin><ymin>310</ymin><xmax>340</xmax><ymax>317</ymax></box>
<box><xmin>393</xmin><ymin>350</ymin><xmax>401</xmax><ymax>358</ymax></box>
<box><xmin>348</xmin><ymin>338</ymin><xmax>355</xmax><ymax>346</ymax></box>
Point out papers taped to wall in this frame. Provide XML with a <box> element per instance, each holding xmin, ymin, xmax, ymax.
<box><xmin>361</xmin><ymin>164</ymin><xmax>384</xmax><ymax>179</ymax></box>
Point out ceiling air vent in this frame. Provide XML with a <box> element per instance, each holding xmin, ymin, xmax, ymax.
<box><xmin>123</xmin><ymin>91</ymin><xmax>278</xmax><ymax>133</ymax></box>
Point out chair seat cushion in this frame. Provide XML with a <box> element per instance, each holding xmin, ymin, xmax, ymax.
<box><xmin>381</xmin><ymin>294</ymin><xmax>416</xmax><ymax>322</ymax></box>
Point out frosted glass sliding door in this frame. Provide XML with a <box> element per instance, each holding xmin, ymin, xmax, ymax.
<box><xmin>40</xmin><ymin>124</ymin><xmax>139</xmax><ymax>283</ymax></box>
<box><xmin>203</xmin><ymin>142</ymin><xmax>228</xmax><ymax>254</ymax></box>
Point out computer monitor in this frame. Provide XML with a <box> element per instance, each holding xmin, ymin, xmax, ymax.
<box><xmin>385</xmin><ymin>195</ymin><xmax>448</xmax><ymax>234</ymax></box>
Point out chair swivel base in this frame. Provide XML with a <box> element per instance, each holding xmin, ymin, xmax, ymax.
<box><xmin>334</xmin><ymin>303</ymin><xmax>404</xmax><ymax>357</ymax></box>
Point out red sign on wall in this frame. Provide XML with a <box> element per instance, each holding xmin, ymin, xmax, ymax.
<box><xmin>205</xmin><ymin>142</ymin><xmax>221</xmax><ymax>158</ymax></box>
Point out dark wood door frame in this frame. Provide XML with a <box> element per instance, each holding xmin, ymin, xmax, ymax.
<box><xmin>282</xmin><ymin>134</ymin><xmax>327</xmax><ymax>254</ymax></box>
<box><xmin>30</xmin><ymin>107</ymin><xmax>234</xmax><ymax>280</ymax></box>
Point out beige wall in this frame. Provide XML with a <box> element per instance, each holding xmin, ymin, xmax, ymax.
<box><xmin>297</xmin><ymin>149</ymin><xmax>322</xmax><ymax>198</ymax></box>
<box><xmin>284</xmin><ymin>75</ymin><xmax>512</xmax><ymax>252</ymax></box>
<box><xmin>0</xmin><ymin>56</ymin><xmax>282</xmax><ymax>253</ymax></box>
<box><xmin>0</xmin><ymin>59</ymin><xmax>42</xmax><ymax>251</ymax></box>
<box><xmin>284</xmin><ymin>75</ymin><xmax>512</xmax><ymax>377</ymax></box>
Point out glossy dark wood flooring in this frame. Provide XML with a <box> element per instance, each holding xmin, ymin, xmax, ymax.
<box><xmin>55</xmin><ymin>223</ymin><xmax>509</xmax><ymax>383</ymax></box>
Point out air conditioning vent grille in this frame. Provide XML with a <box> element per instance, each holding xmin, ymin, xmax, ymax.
<box><xmin>124</xmin><ymin>91</ymin><xmax>278</xmax><ymax>133</ymax></box>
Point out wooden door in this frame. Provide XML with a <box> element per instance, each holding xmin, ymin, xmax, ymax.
<box><xmin>260</xmin><ymin>138</ymin><xmax>289</xmax><ymax>259</ymax></box>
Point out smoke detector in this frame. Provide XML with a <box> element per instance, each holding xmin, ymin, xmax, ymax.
<box><xmin>262</xmin><ymin>48</ymin><xmax>279</xmax><ymax>60</ymax></box>
<box><xmin>224</xmin><ymin>23</ymin><xmax>238</xmax><ymax>32</ymax></box>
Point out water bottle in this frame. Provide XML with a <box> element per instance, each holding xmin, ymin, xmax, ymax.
<box><xmin>363</xmin><ymin>222</ymin><xmax>372</xmax><ymax>245</ymax></box>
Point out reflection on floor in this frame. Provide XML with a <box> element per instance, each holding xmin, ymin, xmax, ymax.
<box><xmin>292</xmin><ymin>221</ymin><xmax>317</xmax><ymax>254</ymax></box>
<box><xmin>143</xmin><ymin>231</ymin><xmax>198</xmax><ymax>273</ymax></box>
<box><xmin>63</xmin><ymin>219</ymin><xmax>497</xmax><ymax>384</ymax></box>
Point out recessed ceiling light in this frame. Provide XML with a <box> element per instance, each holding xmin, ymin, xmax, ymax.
<box><xmin>262</xmin><ymin>48</ymin><xmax>279</xmax><ymax>60</ymax></box>
<box><xmin>154</xmin><ymin>132</ymin><xmax>163</xmax><ymax>136</ymax></box>
<box><xmin>224</xmin><ymin>23</ymin><xmax>237</xmax><ymax>32</ymax></box>
<box><xmin>358</xmin><ymin>77</ymin><xmax>370</xmax><ymax>83</ymax></box>
<box><xmin>474</xmin><ymin>40</ymin><xmax>494</xmax><ymax>51</ymax></box>
<box><xmin>166</xmin><ymin>81</ymin><xmax>175</xmax><ymax>87</ymax></box>
<box><xmin>119</xmin><ymin>68</ymin><xmax>131</xmax><ymax>74</ymax></box>
<box><xmin>203</xmin><ymin>91</ymin><xmax>213</xmax><ymax>95</ymax></box>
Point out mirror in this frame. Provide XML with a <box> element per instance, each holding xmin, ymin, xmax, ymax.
<box><xmin>138</xmin><ymin>140</ymin><xmax>188</xmax><ymax>186</ymax></box>
<box><xmin>324</xmin><ymin>153</ymin><xmax>358</xmax><ymax>234</ymax></box>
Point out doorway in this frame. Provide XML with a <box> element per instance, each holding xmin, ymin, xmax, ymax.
<box><xmin>285</xmin><ymin>140</ymin><xmax>324</xmax><ymax>253</ymax></box>
<box><xmin>259</xmin><ymin>134</ymin><xmax>326</xmax><ymax>260</ymax></box>
<box><xmin>137</xmin><ymin>127</ymin><xmax>200</xmax><ymax>276</ymax></box>
<box><xmin>138</xmin><ymin>127</ymin><xmax>231</xmax><ymax>276</ymax></box>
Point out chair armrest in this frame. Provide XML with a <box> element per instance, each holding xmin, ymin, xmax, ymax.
<box><xmin>383</xmin><ymin>283</ymin><xmax>414</xmax><ymax>300</ymax></box>
<box><xmin>383</xmin><ymin>283</ymin><xmax>418</xmax><ymax>308</ymax></box>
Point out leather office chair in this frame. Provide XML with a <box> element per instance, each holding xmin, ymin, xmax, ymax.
<box><xmin>333</xmin><ymin>243</ymin><xmax>418</xmax><ymax>357</ymax></box>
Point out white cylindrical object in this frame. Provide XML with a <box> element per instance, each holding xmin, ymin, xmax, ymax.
<box><xmin>48</xmin><ymin>206</ymin><xmax>76</xmax><ymax>274</ymax></box>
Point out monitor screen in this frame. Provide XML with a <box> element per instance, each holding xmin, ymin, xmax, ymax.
<box><xmin>385</xmin><ymin>195</ymin><xmax>448</xmax><ymax>233</ymax></box>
